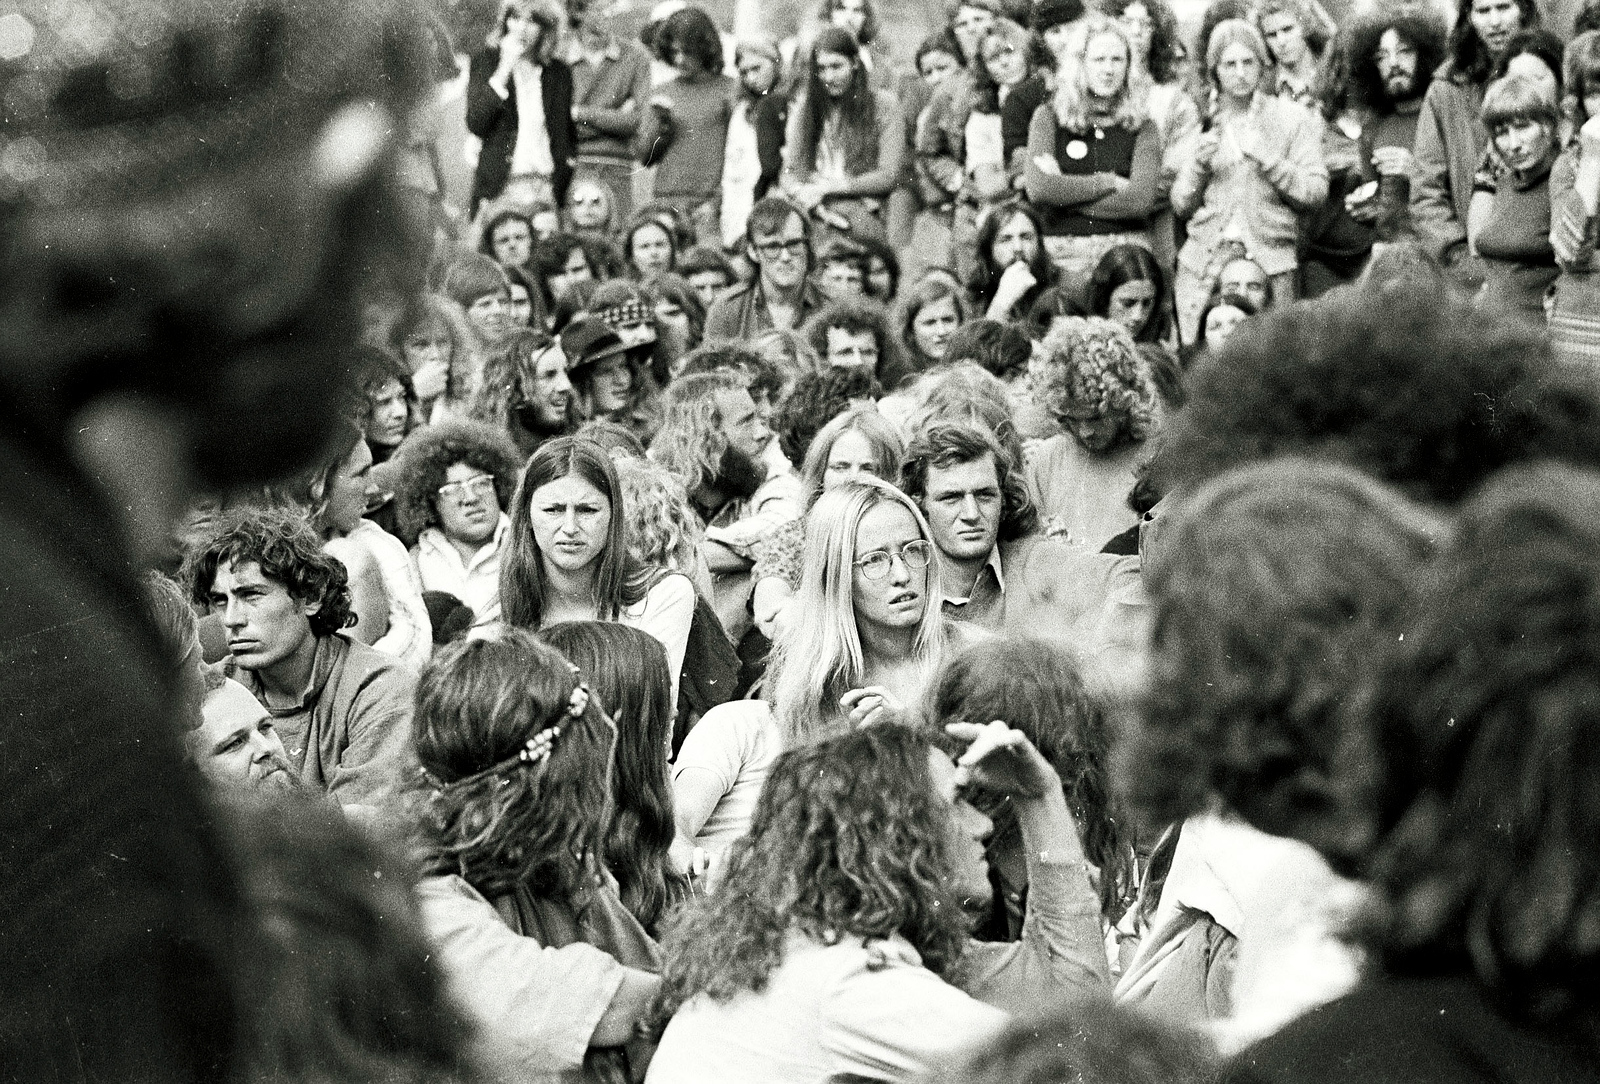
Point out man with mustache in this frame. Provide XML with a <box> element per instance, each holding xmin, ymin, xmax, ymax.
<box><xmin>1345</xmin><ymin>8</ymin><xmax>1449</xmax><ymax>233</ymax></box>
<box><xmin>190</xmin><ymin>675</ymin><xmax>303</xmax><ymax>796</ymax></box>
<box><xmin>651</xmin><ymin>369</ymin><xmax>802</xmax><ymax>642</ymax></box>
<box><xmin>183</xmin><ymin>507</ymin><xmax>418</xmax><ymax>811</ymax></box>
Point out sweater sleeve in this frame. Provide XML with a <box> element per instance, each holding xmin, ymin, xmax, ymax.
<box><xmin>1169</xmin><ymin>125</ymin><xmax>1209</xmax><ymax>219</ymax></box>
<box><xmin>1258</xmin><ymin>104</ymin><xmax>1328</xmax><ymax>211</ymax></box>
<box><xmin>1083</xmin><ymin>120</ymin><xmax>1161</xmax><ymax>221</ymax></box>
<box><xmin>582</xmin><ymin>54</ymin><xmax>650</xmax><ymax>139</ymax></box>
<box><xmin>1409</xmin><ymin>82</ymin><xmax>1467</xmax><ymax>260</ymax></box>
<box><xmin>839</xmin><ymin>93</ymin><xmax>906</xmax><ymax>196</ymax></box>
<box><xmin>916</xmin><ymin>82</ymin><xmax>966</xmax><ymax>197</ymax></box>
<box><xmin>328</xmin><ymin>660</ymin><xmax>419</xmax><ymax>811</ymax></box>
<box><xmin>1024</xmin><ymin>105</ymin><xmax>1118</xmax><ymax>207</ymax></box>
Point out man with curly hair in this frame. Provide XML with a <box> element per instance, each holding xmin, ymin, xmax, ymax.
<box><xmin>390</xmin><ymin>420</ymin><xmax>524</xmax><ymax>632</ymax></box>
<box><xmin>805</xmin><ymin>296</ymin><xmax>906</xmax><ymax>388</ymax></box>
<box><xmin>183</xmin><ymin>507</ymin><xmax>418</xmax><ymax>809</ymax></box>
<box><xmin>902</xmin><ymin>421</ymin><xmax>1137</xmax><ymax>648</ymax></box>
<box><xmin>1023</xmin><ymin>316</ymin><xmax>1156</xmax><ymax>552</ymax></box>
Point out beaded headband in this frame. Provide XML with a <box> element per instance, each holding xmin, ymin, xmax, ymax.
<box><xmin>421</xmin><ymin>682</ymin><xmax>591</xmax><ymax>795</ymax></box>
<box><xmin>594</xmin><ymin>300</ymin><xmax>653</xmax><ymax>328</ymax></box>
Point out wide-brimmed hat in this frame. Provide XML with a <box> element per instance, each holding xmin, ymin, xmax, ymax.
<box><xmin>560</xmin><ymin>316</ymin><xmax>629</xmax><ymax>376</ymax></box>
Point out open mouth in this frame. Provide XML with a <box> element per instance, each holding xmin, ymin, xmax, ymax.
<box><xmin>889</xmin><ymin>590</ymin><xmax>919</xmax><ymax>606</ymax></box>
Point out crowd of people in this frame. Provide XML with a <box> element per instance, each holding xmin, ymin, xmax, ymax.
<box><xmin>10</xmin><ymin>0</ymin><xmax>1600</xmax><ymax>1081</ymax></box>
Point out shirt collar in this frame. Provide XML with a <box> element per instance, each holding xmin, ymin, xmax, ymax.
<box><xmin>944</xmin><ymin>543</ymin><xmax>1005</xmax><ymax>606</ymax></box>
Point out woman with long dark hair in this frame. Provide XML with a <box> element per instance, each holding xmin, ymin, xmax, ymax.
<box><xmin>542</xmin><ymin>621</ymin><xmax>688</xmax><ymax>937</ymax></box>
<box><xmin>413</xmin><ymin>631</ymin><xmax>661</xmax><ymax>1081</ymax></box>
<box><xmin>967</xmin><ymin>199</ymin><xmax>1055</xmax><ymax>321</ymax></box>
<box><xmin>1086</xmin><ymin>242</ymin><xmax>1171</xmax><ymax>343</ymax></box>
<box><xmin>900</xmin><ymin>274</ymin><xmax>968</xmax><ymax>374</ymax></box>
<box><xmin>781</xmin><ymin>26</ymin><xmax>906</xmax><ymax>243</ymax></box>
<box><xmin>650</xmin><ymin>721</ymin><xmax>1109</xmax><ymax>1081</ymax></box>
<box><xmin>499</xmin><ymin>437</ymin><xmax>695</xmax><ymax>698</ymax></box>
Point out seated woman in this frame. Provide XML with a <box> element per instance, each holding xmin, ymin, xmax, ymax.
<box><xmin>391</xmin><ymin>293</ymin><xmax>485</xmax><ymax>423</ymax></box>
<box><xmin>1024</xmin><ymin>15</ymin><xmax>1161</xmax><ymax>278</ymax></box>
<box><xmin>1116</xmin><ymin>458</ymin><xmax>1442</xmax><ymax>1053</ymax></box>
<box><xmin>1024</xmin><ymin>316</ymin><xmax>1156</xmax><ymax>552</ymax></box>
<box><xmin>1233</xmin><ymin>461</ymin><xmax>1600</xmax><ymax>1082</ymax></box>
<box><xmin>967</xmin><ymin>199</ymin><xmax>1056</xmax><ymax>323</ymax></box>
<box><xmin>499</xmin><ymin>436</ymin><xmax>694</xmax><ymax>698</ymax></box>
<box><xmin>1469</xmin><ymin>74</ymin><xmax>1561</xmax><ymax>323</ymax></box>
<box><xmin>749</xmin><ymin>406</ymin><xmax>906</xmax><ymax>640</ymax></box>
<box><xmin>925</xmin><ymin>636</ymin><xmax>1136</xmax><ymax>942</ymax></box>
<box><xmin>899</xmin><ymin>274</ymin><xmax>968</xmax><ymax>375</ymax></box>
<box><xmin>651</xmin><ymin>721</ymin><xmax>1110</xmax><ymax>1082</ymax></box>
<box><xmin>391</xmin><ymin>420</ymin><xmax>523</xmax><ymax>632</ymax></box>
<box><xmin>673</xmin><ymin>477</ymin><xmax>953</xmax><ymax>860</ymax></box>
<box><xmin>1086</xmin><ymin>242</ymin><xmax>1171</xmax><ymax>344</ymax></box>
<box><xmin>412</xmin><ymin>631</ymin><xmax>660</xmax><ymax>1082</ymax></box>
<box><xmin>1185</xmin><ymin>288</ymin><xmax>1258</xmax><ymax>364</ymax></box>
<box><xmin>542</xmin><ymin>621</ymin><xmax>688</xmax><ymax>938</ymax></box>
<box><xmin>781</xmin><ymin>27</ymin><xmax>906</xmax><ymax>244</ymax></box>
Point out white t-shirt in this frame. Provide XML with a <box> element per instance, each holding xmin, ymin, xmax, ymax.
<box><xmin>671</xmin><ymin>698</ymin><xmax>779</xmax><ymax>856</ymax></box>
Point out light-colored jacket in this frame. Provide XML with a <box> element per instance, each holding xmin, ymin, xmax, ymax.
<box><xmin>1171</xmin><ymin>92</ymin><xmax>1328</xmax><ymax>277</ymax></box>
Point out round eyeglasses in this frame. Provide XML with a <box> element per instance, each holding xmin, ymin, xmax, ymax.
<box><xmin>437</xmin><ymin>474</ymin><xmax>497</xmax><ymax>504</ymax></box>
<box><xmin>853</xmin><ymin>538</ymin><xmax>934</xmax><ymax>580</ymax></box>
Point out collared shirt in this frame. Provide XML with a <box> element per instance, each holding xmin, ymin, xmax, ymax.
<box><xmin>226</xmin><ymin>633</ymin><xmax>418</xmax><ymax>810</ymax></box>
<box><xmin>703</xmin><ymin>278</ymin><xmax>826</xmax><ymax>341</ymax></box>
<box><xmin>414</xmin><ymin>514</ymin><xmax>509</xmax><ymax>629</ymax></box>
<box><xmin>942</xmin><ymin>543</ymin><xmax>1007</xmax><ymax>612</ymax></box>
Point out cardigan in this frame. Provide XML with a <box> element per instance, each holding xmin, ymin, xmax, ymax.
<box><xmin>466</xmin><ymin>48</ymin><xmax>577</xmax><ymax>213</ymax></box>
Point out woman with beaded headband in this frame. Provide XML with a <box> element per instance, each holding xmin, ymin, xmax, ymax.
<box><xmin>413</xmin><ymin>630</ymin><xmax>662</xmax><ymax>1081</ymax></box>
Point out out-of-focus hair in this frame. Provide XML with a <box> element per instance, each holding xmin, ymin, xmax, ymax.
<box><xmin>817</xmin><ymin>0</ymin><xmax>879</xmax><ymax>45</ymax></box>
<box><xmin>182</xmin><ymin>506</ymin><xmax>356</xmax><ymax>638</ymax></box>
<box><xmin>943</xmin><ymin>319</ymin><xmax>1034</xmax><ymax>382</ymax></box>
<box><xmin>1447</xmin><ymin>0</ymin><xmax>1542</xmax><ymax>84</ymax></box>
<box><xmin>1125</xmin><ymin>458</ymin><xmax>1445</xmax><ymax>863</ymax></box>
<box><xmin>615</xmin><ymin>456</ymin><xmax>704</xmax><ymax>576</ymax></box>
<box><xmin>1102</xmin><ymin>0</ymin><xmax>1184</xmax><ymax>83</ymax></box>
<box><xmin>656</xmin><ymin>725</ymin><xmax>972</xmax><ymax>1017</ymax></box>
<box><xmin>655</xmin><ymin>6</ymin><xmax>724</xmax><ymax>72</ymax></box>
<box><xmin>773</xmin><ymin>366</ymin><xmax>883</xmax><ymax>465</ymax></box>
<box><xmin>500</xmin><ymin>437</ymin><xmax>646</xmax><ymax>629</ymax></box>
<box><xmin>901</xmin><ymin>421</ymin><xmax>1038</xmax><ymax>543</ymax></box>
<box><xmin>391</xmin><ymin>293</ymin><xmax>487</xmax><ymax>407</ymax></box>
<box><xmin>1253</xmin><ymin>0</ymin><xmax>1334</xmax><ymax>60</ymax></box>
<box><xmin>649</xmin><ymin>371</ymin><xmax>745</xmax><ymax>496</ymax></box>
<box><xmin>541</xmin><ymin>622</ymin><xmax>687</xmax><ymax>934</ymax></box>
<box><xmin>1481</xmin><ymin>72</ymin><xmax>1559</xmax><ymax>134</ymax></box>
<box><xmin>766</xmin><ymin>479</ymin><xmax>946</xmax><ymax>745</ymax></box>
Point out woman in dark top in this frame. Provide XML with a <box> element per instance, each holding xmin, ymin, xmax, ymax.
<box><xmin>464</xmin><ymin>0</ymin><xmax>576</xmax><ymax>215</ymax></box>
<box><xmin>1470</xmin><ymin>74</ymin><xmax>1560</xmax><ymax>322</ymax></box>
<box><xmin>1086</xmin><ymin>243</ymin><xmax>1171</xmax><ymax>343</ymax></box>
<box><xmin>1024</xmin><ymin>14</ymin><xmax>1160</xmax><ymax>278</ymax></box>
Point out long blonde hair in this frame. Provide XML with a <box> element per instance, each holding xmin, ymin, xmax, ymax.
<box><xmin>766</xmin><ymin>477</ymin><xmax>947</xmax><ymax>747</ymax></box>
<box><xmin>1053</xmin><ymin>14</ymin><xmax>1148</xmax><ymax>132</ymax></box>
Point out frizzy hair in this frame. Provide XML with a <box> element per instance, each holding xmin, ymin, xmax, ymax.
<box><xmin>413</xmin><ymin>630</ymin><xmax>615</xmax><ymax>900</ymax></box>
<box><xmin>540</xmin><ymin>621</ymin><xmax>687</xmax><ymax>934</ymax></box>
<box><xmin>500</xmin><ymin>436</ymin><xmax>646</xmax><ymax>630</ymax></box>
<box><xmin>1053</xmin><ymin>14</ymin><xmax>1147</xmax><ymax>131</ymax></box>
<box><xmin>1125</xmin><ymin>457</ymin><xmax>1444</xmax><ymax>861</ymax></box>
<box><xmin>1356</xmin><ymin>462</ymin><xmax>1600</xmax><ymax>1034</ymax></box>
<box><xmin>648</xmin><ymin>371</ymin><xmax>743</xmax><ymax>497</ymax></box>
<box><xmin>655</xmin><ymin>724</ymin><xmax>972</xmax><ymax>1017</ymax></box>
<box><xmin>924</xmin><ymin>636</ymin><xmax>1135</xmax><ymax>917</ymax></box>
<box><xmin>614</xmin><ymin>455</ymin><xmax>704</xmax><ymax>575</ymax></box>
<box><xmin>765</xmin><ymin>478</ymin><xmax>947</xmax><ymax>747</ymax></box>
<box><xmin>389</xmin><ymin>418</ymin><xmax>523</xmax><ymax>547</ymax></box>
<box><xmin>181</xmin><ymin>505</ymin><xmax>355</xmax><ymax>638</ymax></box>
<box><xmin>1037</xmin><ymin>315</ymin><xmax>1155</xmax><ymax>453</ymax></box>
<box><xmin>1345</xmin><ymin>8</ymin><xmax>1447</xmax><ymax>114</ymax></box>
<box><xmin>901</xmin><ymin>420</ymin><xmax>1039</xmax><ymax>543</ymax></box>
<box><xmin>1101</xmin><ymin>0</ymin><xmax>1183</xmax><ymax>84</ymax></box>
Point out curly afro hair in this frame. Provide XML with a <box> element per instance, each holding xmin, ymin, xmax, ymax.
<box><xmin>1151</xmin><ymin>283</ymin><xmax>1600</xmax><ymax>505</ymax></box>
<box><xmin>388</xmin><ymin>420</ymin><xmax>524</xmax><ymax>547</ymax></box>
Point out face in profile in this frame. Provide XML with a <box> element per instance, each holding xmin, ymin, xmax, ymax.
<box><xmin>207</xmin><ymin>560</ymin><xmax>320</xmax><ymax>675</ymax></box>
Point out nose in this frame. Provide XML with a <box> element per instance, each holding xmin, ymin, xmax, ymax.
<box><xmin>887</xmin><ymin>551</ymin><xmax>912</xmax><ymax>585</ymax></box>
<box><xmin>958</xmin><ymin>493</ymin><xmax>981</xmax><ymax>521</ymax></box>
<box><xmin>221</xmin><ymin>596</ymin><xmax>246</xmax><ymax>630</ymax></box>
<box><xmin>248</xmin><ymin>730</ymin><xmax>277</xmax><ymax>761</ymax></box>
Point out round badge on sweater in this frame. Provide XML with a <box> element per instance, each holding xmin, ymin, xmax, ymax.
<box><xmin>1066</xmin><ymin>139</ymin><xmax>1088</xmax><ymax>160</ymax></box>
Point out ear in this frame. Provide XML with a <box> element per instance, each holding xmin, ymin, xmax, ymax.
<box><xmin>302</xmin><ymin>599</ymin><xmax>322</xmax><ymax>620</ymax></box>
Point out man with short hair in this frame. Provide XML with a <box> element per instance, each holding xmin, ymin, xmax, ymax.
<box><xmin>902</xmin><ymin>421</ymin><xmax>1137</xmax><ymax>648</ymax></box>
<box><xmin>183</xmin><ymin>507</ymin><xmax>417</xmax><ymax>810</ymax></box>
<box><xmin>189</xmin><ymin>672</ymin><xmax>302</xmax><ymax>795</ymax></box>
<box><xmin>704</xmin><ymin>197</ymin><xmax>826</xmax><ymax>339</ymax></box>
<box><xmin>805</xmin><ymin>297</ymin><xmax>903</xmax><ymax>388</ymax></box>
<box><xmin>567</xmin><ymin>0</ymin><xmax>654</xmax><ymax>221</ymax></box>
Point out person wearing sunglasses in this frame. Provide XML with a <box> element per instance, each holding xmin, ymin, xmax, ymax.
<box><xmin>392</xmin><ymin>420</ymin><xmax>525</xmax><ymax>632</ymax></box>
<box><xmin>706</xmin><ymin>196</ymin><xmax>829</xmax><ymax>340</ymax></box>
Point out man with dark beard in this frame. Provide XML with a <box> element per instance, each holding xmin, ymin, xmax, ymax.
<box><xmin>650</xmin><ymin>371</ymin><xmax>802</xmax><ymax>642</ymax></box>
<box><xmin>1345</xmin><ymin>8</ymin><xmax>1449</xmax><ymax>234</ymax></box>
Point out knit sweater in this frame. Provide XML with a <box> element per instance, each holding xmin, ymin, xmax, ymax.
<box><xmin>634</xmin><ymin>71</ymin><xmax>738</xmax><ymax>199</ymax></box>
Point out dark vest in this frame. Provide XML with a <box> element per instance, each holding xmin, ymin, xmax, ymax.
<box><xmin>1040</xmin><ymin>121</ymin><xmax>1141</xmax><ymax>236</ymax></box>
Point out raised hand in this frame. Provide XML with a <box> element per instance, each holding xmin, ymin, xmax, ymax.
<box><xmin>945</xmin><ymin>720</ymin><xmax>1057</xmax><ymax>800</ymax></box>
